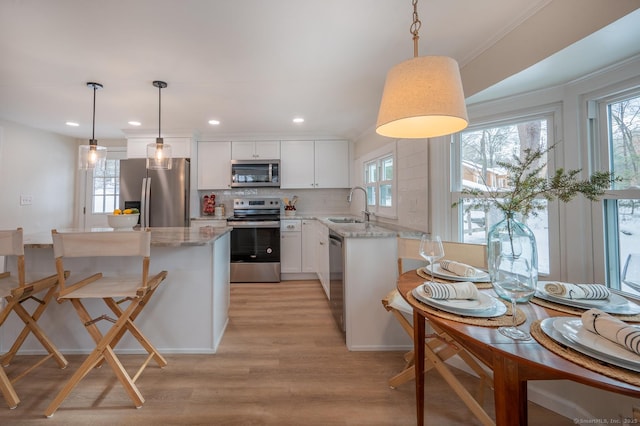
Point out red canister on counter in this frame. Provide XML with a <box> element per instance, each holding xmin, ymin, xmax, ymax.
<box><xmin>203</xmin><ymin>194</ymin><xmax>216</xmax><ymax>215</ymax></box>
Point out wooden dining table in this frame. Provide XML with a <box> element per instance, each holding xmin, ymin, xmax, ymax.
<box><xmin>397</xmin><ymin>271</ymin><xmax>640</xmax><ymax>425</ymax></box>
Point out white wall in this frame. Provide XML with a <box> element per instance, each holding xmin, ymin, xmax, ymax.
<box><xmin>351</xmin><ymin>130</ymin><xmax>429</xmax><ymax>232</ymax></box>
<box><xmin>0</xmin><ymin>119</ymin><xmax>77</xmax><ymax>234</ymax></box>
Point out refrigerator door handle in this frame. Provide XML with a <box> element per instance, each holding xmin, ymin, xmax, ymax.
<box><xmin>141</xmin><ymin>177</ymin><xmax>151</xmax><ymax>228</ymax></box>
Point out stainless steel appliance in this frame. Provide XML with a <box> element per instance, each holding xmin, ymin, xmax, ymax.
<box><xmin>228</xmin><ymin>198</ymin><xmax>281</xmax><ymax>282</ymax></box>
<box><xmin>329</xmin><ymin>230</ymin><xmax>345</xmax><ymax>334</ymax></box>
<box><xmin>231</xmin><ymin>160</ymin><xmax>280</xmax><ymax>188</ymax></box>
<box><xmin>119</xmin><ymin>158</ymin><xmax>190</xmax><ymax>228</ymax></box>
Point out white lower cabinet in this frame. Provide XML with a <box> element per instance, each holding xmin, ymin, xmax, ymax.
<box><xmin>316</xmin><ymin>221</ymin><xmax>330</xmax><ymax>298</ymax></box>
<box><xmin>280</xmin><ymin>220</ymin><xmax>302</xmax><ymax>273</ymax></box>
<box><xmin>301</xmin><ymin>220</ymin><xmax>316</xmax><ymax>273</ymax></box>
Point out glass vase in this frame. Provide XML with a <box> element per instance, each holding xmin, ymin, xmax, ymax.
<box><xmin>487</xmin><ymin>213</ymin><xmax>538</xmax><ymax>302</ymax></box>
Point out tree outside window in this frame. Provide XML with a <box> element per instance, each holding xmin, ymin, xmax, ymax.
<box><xmin>456</xmin><ymin>118</ymin><xmax>550</xmax><ymax>274</ymax></box>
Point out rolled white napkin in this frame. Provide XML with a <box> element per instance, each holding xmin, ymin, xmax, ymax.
<box><xmin>543</xmin><ymin>282</ymin><xmax>611</xmax><ymax>300</ymax></box>
<box><xmin>581</xmin><ymin>308</ymin><xmax>640</xmax><ymax>355</ymax></box>
<box><xmin>439</xmin><ymin>259</ymin><xmax>478</xmax><ymax>277</ymax></box>
<box><xmin>422</xmin><ymin>281</ymin><xmax>478</xmax><ymax>300</ymax></box>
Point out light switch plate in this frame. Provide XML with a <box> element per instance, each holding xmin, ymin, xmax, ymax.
<box><xmin>20</xmin><ymin>195</ymin><xmax>33</xmax><ymax>205</ymax></box>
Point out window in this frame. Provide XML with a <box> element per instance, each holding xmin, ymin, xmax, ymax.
<box><xmin>452</xmin><ymin>116</ymin><xmax>552</xmax><ymax>275</ymax></box>
<box><xmin>597</xmin><ymin>92</ymin><xmax>640</xmax><ymax>295</ymax></box>
<box><xmin>92</xmin><ymin>158</ymin><xmax>120</xmax><ymax>214</ymax></box>
<box><xmin>363</xmin><ymin>149</ymin><xmax>396</xmax><ymax>217</ymax></box>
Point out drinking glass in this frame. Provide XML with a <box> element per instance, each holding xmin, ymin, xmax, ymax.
<box><xmin>419</xmin><ymin>235</ymin><xmax>444</xmax><ymax>284</ymax></box>
<box><xmin>622</xmin><ymin>253</ymin><xmax>640</xmax><ymax>294</ymax></box>
<box><xmin>492</xmin><ymin>255</ymin><xmax>535</xmax><ymax>340</ymax></box>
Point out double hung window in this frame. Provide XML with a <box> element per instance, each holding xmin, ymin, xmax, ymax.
<box><xmin>596</xmin><ymin>92</ymin><xmax>640</xmax><ymax>295</ymax></box>
<box><xmin>363</xmin><ymin>147</ymin><xmax>396</xmax><ymax>217</ymax></box>
<box><xmin>452</xmin><ymin>115</ymin><xmax>553</xmax><ymax>275</ymax></box>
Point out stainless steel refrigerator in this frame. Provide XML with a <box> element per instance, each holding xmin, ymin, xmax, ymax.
<box><xmin>119</xmin><ymin>158</ymin><xmax>190</xmax><ymax>228</ymax></box>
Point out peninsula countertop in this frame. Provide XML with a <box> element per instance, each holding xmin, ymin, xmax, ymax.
<box><xmin>23</xmin><ymin>226</ymin><xmax>232</xmax><ymax>248</ymax></box>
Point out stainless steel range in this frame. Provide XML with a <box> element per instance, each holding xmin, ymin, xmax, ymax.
<box><xmin>228</xmin><ymin>198</ymin><xmax>281</xmax><ymax>282</ymax></box>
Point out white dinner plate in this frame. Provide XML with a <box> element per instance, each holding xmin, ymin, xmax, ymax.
<box><xmin>412</xmin><ymin>285</ymin><xmax>507</xmax><ymax>317</ymax></box>
<box><xmin>424</xmin><ymin>264</ymin><xmax>490</xmax><ymax>283</ymax></box>
<box><xmin>535</xmin><ymin>282</ymin><xmax>640</xmax><ymax>315</ymax></box>
<box><xmin>540</xmin><ymin>317</ymin><xmax>640</xmax><ymax>372</ymax></box>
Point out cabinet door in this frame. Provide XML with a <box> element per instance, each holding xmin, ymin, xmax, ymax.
<box><xmin>254</xmin><ymin>141</ymin><xmax>280</xmax><ymax>159</ymax></box>
<box><xmin>316</xmin><ymin>221</ymin><xmax>330</xmax><ymax>298</ymax></box>
<box><xmin>315</xmin><ymin>140</ymin><xmax>349</xmax><ymax>188</ymax></box>
<box><xmin>301</xmin><ymin>220</ymin><xmax>317</xmax><ymax>273</ymax></box>
<box><xmin>197</xmin><ymin>142</ymin><xmax>232</xmax><ymax>189</ymax></box>
<box><xmin>231</xmin><ymin>141</ymin><xmax>256</xmax><ymax>160</ymax></box>
<box><xmin>280</xmin><ymin>140</ymin><xmax>315</xmax><ymax>188</ymax></box>
<box><xmin>281</xmin><ymin>231</ymin><xmax>302</xmax><ymax>273</ymax></box>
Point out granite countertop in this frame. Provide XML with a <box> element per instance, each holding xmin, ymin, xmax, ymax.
<box><xmin>192</xmin><ymin>213</ymin><xmax>424</xmax><ymax>239</ymax></box>
<box><xmin>281</xmin><ymin>214</ymin><xmax>424</xmax><ymax>239</ymax></box>
<box><xmin>24</xmin><ymin>227</ymin><xmax>232</xmax><ymax>249</ymax></box>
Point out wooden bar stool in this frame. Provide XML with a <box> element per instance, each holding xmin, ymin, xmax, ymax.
<box><xmin>45</xmin><ymin>229</ymin><xmax>168</xmax><ymax>417</ymax></box>
<box><xmin>0</xmin><ymin>228</ymin><xmax>68</xmax><ymax>409</ymax></box>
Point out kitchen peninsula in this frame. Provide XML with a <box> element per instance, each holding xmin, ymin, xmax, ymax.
<box><xmin>1</xmin><ymin>227</ymin><xmax>231</xmax><ymax>355</ymax></box>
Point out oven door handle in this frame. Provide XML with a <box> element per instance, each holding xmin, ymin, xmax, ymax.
<box><xmin>228</xmin><ymin>221</ymin><xmax>280</xmax><ymax>228</ymax></box>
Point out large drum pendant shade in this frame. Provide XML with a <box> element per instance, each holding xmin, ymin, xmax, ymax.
<box><xmin>376</xmin><ymin>56</ymin><xmax>468</xmax><ymax>139</ymax></box>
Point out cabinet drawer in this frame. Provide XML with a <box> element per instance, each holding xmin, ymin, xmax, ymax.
<box><xmin>281</xmin><ymin>220</ymin><xmax>301</xmax><ymax>231</ymax></box>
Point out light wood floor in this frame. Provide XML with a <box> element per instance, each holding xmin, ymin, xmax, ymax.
<box><xmin>0</xmin><ymin>280</ymin><xmax>571</xmax><ymax>425</ymax></box>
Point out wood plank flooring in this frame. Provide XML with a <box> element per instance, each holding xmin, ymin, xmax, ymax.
<box><xmin>0</xmin><ymin>280</ymin><xmax>571</xmax><ymax>425</ymax></box>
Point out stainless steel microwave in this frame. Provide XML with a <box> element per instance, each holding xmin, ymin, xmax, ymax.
<box><xmin>231</xmin><ymin>160</ymin><xmax>280</xmax><ymax>187</ymax></box>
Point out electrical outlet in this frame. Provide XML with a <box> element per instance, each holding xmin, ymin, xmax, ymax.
<box><xmin>20</xmin><ymin>195</ymin><xmax>33</xmax><ymax>205</ymax></box>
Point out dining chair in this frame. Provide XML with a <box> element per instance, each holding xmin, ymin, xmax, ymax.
<box><xmin>382</xmin><ymin>237</ymin><xmax>494</xmax><ymax>426</ymax></box>
<box><xmin>0</xmin><ymin>228</ymin><xmax>68</xmax><ymax>409</ymax></box>
<box><xmin>44</xmin><ymin>229</ymin><xmax>168</xmax><ymax>417</ymax></box>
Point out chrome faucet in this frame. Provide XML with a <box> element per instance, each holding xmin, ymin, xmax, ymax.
<box><xmin>347</xmin><ymin>186</ymin><xmax>371</xmax><ymax>222</ymax></box>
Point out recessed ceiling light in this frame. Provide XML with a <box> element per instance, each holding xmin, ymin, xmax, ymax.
<box><xmin>293</xmin><ymin>117</ymin><xmax>304</xmax><ymax>124</ymax></box>
<box><xmin>66</xmin><ymin>121</ymin><xmax>79</xmax><ymax>127</ymax></box>
<box><xmin>208</xmin><ymin>119</ymin><xmax>220</xmax><ymax>126</ymax></box>
<box><xmin>128</xmin><ymin>121</ymin><xmax>141</xmax><ymax>126</ymax></box>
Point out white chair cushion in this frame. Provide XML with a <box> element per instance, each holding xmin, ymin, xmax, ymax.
<box><xmin>59</xmin><ymin>275</ymin><xmax>143</xmax><ymax>299</ymax></box>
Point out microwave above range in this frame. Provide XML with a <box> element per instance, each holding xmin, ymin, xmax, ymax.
<box><xmin>231</xmin><ymin>160</ymin><xmax>280</xmax><ymax>187</ymax></box>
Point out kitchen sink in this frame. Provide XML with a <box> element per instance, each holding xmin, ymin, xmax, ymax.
<box><xmin>328</xmin><ymin>217</ymin><xmax>364</xmax><ymax>223</ymax></box>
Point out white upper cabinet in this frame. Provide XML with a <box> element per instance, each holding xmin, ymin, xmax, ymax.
<box><xmin>127</xmin><ymin>137</ymin><xmax>192</xmax><ymax>159</ymax></box>
<box><xmin>197</xmin><ymin>141</ymin><xmax>232</xmax><ymax>190</ymax></box>
<box><xmin>280</xmin><ymin>140</ymin><xmax>349</xmax><ymax>189</ymax></box>
<box><xmin>231</xmin><ymin>141</ymin><xmax>280</xmax><ymax>160</ymax></box>
<box><xmin>314</xmin><ymin>140</ymin><xmax>349</xmax><ymax>188</ymax></box>
<box><xmin>280</xmin><ymin>140</ymin><xmax>315</xmax><ymax>188</ymax></box>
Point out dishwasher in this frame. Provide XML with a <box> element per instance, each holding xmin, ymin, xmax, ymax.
<box><xmin>329</xmin><ymin>230</ymin><xmax>345</xmax><ymax>334</ymax></box>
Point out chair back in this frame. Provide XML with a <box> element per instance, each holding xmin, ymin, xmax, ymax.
<box><xmin>52</xmin><ymin>230</ymin><xmax>151</xmax><ymax>259</ymax></box>
<box><xmin>0</xmin><ymin>228</ymin><xmax>25</xmax><ymax>285</ymax></box>
<box><xmin>51</xmin><ymin>229</ymin><xmax>152</xmax><ymax>296</ymax></box>
<box><xmin>397</xmin><ymin>237</ymin><xmax>487</xmax><ymax>275</ymax></box>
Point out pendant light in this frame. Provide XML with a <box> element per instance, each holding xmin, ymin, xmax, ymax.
<box><xmin>78</xmin><ymin>82</ymin><xmax>107</xmax><ymax>170</ymax></box>
<box><xmin>376</xmin><ymin>0</ymin><xmax>468</xmax><ymax>139</ymax></box>
<box><xmin>147</xmin><ymin>80</ymin><xmax>172</xmax><ymax>170</ymax></box>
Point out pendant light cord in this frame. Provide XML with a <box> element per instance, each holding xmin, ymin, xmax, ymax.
<box><xmin>157</xmin><ymin>83</ymin><xmax>162</xmax><ymax>140</ymax></box>
<box><xmin>410</xmin><ymin>0</ymin><xmax>422</xmax><ymax>58</ymax></box>
<box><xmin>92</xmin><ymin>85</ymin><xmax>96</xmax><ymax>142</ymax></box>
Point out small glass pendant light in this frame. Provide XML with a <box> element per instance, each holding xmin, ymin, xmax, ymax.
<box><xmin>78</xmin><ymin>82</ymin><xmax>107</xmax><ymax>170</ymax></box>
<box><xmin>147</xmin><ymin>80</ymin><xmax>172</xmax><ymax>170</ymax></box>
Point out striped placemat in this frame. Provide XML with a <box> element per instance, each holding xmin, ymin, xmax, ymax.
<box><xmin>531</xmin><ymin>297</ymin><xmax>640</xmax><ymax>322</ymax></box>
<box><xmin>530</xmin><ymin>320</ymin><xmax>640</xmax><ymax>387</ymax></box>
<box><xmin>415</xmin><ymin>268</ymin><xmax>492</xmax><ymax>289</ymax></box>
<box><xmin>406</xmin><ymin>290</ymin><xmax>525</xmax><ymax>327</ymax></box>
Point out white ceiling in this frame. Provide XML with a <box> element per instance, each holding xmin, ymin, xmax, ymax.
<box><xmin>0</xmin><ymin>0</ymin><xmax>638</xmax><ymax>142</ymax></box>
